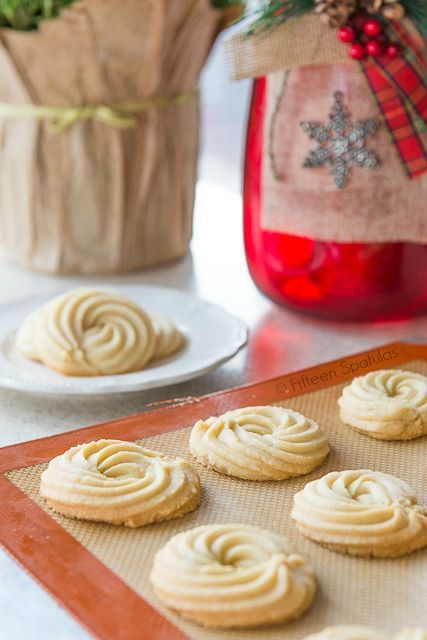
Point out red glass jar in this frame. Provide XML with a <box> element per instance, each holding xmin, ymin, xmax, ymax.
<box><xmin>244</xmin><ymin>77</ymin><xmax>427</xmax><ymax>321</ymax></box>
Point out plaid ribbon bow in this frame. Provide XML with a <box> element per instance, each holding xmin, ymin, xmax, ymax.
<box><xmin>361</xmin><ymin>21</ymin><xmax>427</xmax><ymax>179</ymax></box>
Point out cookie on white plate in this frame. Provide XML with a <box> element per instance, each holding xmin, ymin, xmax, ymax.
<box><xmin>17</xmin><ymin>288</ymin><xmax>155</xmax><ymax>376</ymax></box>
<box><xmin>15</xmin><ymin>309</ymin><xmax>42</xmax><ymax>361</ymax></box>
<box><xmin>150</xmin><ymin>314</ymin><xmax>184</xmax><ymax>360</ymax></box>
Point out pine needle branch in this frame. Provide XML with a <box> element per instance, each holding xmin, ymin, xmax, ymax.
<box><xmin>222</xmin><ymin>0</ymin><xmax>427</xmax><ymax>36</ymax></box>
<box><xmin>243</xmin><ymin>0</ymin><xmax>315</xmax><ymax>35</ymax></box>
<box><xmin>402</xmin><ymin>0</ymin><xmax>427</xmax><ymax>37</ymax></box>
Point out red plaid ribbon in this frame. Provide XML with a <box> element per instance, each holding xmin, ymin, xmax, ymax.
<box><xmin>360</xmin><ymin>21</ymin><xmax>427</xmax><ymax>178</ymax></box>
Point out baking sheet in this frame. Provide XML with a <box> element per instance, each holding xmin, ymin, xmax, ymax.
<box><xmin>7</xmin><ymin>359</ymin><xmax>427</xmax><ymax>638</ymax></box>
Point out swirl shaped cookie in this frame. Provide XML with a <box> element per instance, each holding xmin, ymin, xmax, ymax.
<box><xmin>15</xmin><ymin>310</ymin><xmax>42</xmax><ymax>361</ymax></box>
<box><xmin>189</xmin><ymin>405</ymin><xmax>330</xmax><ymax>480</ymax></box>
<box><xmin>150</xmin><ymin>524</ymin><xmax>316</xmax><ymax>628</ymax></box>
<box><xmin>151</xmin><ymin>315</ymin><xmax>184</xmax><ymax>360</ymax></box>
<box><xmin>26</xmin><ymin>288</ymin><xmax>155</xmax><ymax>376</ymax></box>
<box><xmin>338</xmin><ymin>369</ymin><xmax>427</xmax><ymax>440</ymax></box>
<box><xmin>40</xmin><ymin>439</ymin><xmax>200</xmax><ymax>527</ymax></box>
<box><xmin>292</xmin><ymin>469</ymin><xmax>427</xmax><ymax>557</ymax></box>
<box><xmin>303</xmin><ymin>627</ymin><xmax>427</xmax><ymax>640</ymax></box>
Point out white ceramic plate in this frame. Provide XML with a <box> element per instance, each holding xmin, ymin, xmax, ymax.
<box><xmin>0</xmin><ymin>285</ymin><xmax>247</xmax><ymax>396</ymax></box>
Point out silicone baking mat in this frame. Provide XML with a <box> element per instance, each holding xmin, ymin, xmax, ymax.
<box><xmin>0</xmin><ymin>342</ymin><xmax>426</xmax><ymax>640</ymax></box>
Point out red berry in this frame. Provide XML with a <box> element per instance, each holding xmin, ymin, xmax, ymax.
<box><xmin>338</xmin><ymin>26</ymin><xmax>356</xmax><ymax>43</ymax></box>
<box><xmin>385</xmin><ymin>43</ymin><xmax>401</xmax><ymax>58</ymax></box>
<box><xmin>348</xmin><ymin>43</ymin><xmax>367</xmax><ymax>60</ymax></box>
<box><xmin>366</xmin><ymin>39</ymin><xmax>383</xmax><ymax>57</ymax></box>
<box><xmin>363</xmin><ymin>18</ymin><xmax>382</xmax><ymax>37</ymax></box>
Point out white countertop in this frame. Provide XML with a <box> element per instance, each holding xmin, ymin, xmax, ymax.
<box><xmin>1</xmin><ymin>180</ymin><xmax>427</xmax><ymax>640</ymax></box>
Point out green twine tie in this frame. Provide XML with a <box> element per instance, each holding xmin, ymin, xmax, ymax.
<box><xmin>0</xmin><ymin>88</ymin><xmax>199</xmax><ymax>133</ymax></box>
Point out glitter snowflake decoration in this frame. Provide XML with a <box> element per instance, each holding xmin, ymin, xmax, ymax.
<box><xmin>300</xmin><ymin>91</ymin><xmax>380</xmax><ymax>189</ymax></box>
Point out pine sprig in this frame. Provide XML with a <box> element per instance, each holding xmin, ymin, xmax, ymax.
<box><xmin>246</xmin><ymin>1</ymin><xmax>315</xmax><ymax>34</ymax></box>
<box><xmin>403</xmin><ymin>0</ymin><xmax>427</xmax><ymax>37</ymax></box>
<box><xmin>239</xmin><ymin>0</ymin><xmax>427</xmax><ymax>36</ymax></box>
<box><xmin>0</xmin><ymin>0</ymin><xmax>74</xmax><ymax>30</ymax></box>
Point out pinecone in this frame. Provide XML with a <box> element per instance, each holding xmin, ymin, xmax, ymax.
<box><xmin>359</xmin><ymin>0</ymin><xmax>405</xmax><ymax>20</ymax></box>
<box><xmin>314</xmin><ymin>0</ymin><xmax>358</xmax><ymax>28</ymax></box>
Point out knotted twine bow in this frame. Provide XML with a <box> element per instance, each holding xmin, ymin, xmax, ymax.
<box><xmin>0</xmin><ymin>89</ymin><xmax>199</xmax><ymax>133</ymax></box>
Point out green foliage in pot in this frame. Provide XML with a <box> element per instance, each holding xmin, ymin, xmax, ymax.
<box><xmin>0</xmin><ymin>0</ymin><xmax>75</xmax><ymax>30</ymax></box>
<box><xmin>0</xmin><ymin>0</ymin><xmax>244</xmax><ymax>31</ymax></box>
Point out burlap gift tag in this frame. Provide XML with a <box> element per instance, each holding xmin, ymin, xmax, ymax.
<box><xmin>261</xmin><ymin>64</ymin><xmax>427</xmax><ymax>243</ymax></box>
<box><xmin>0</xmin><ymin>0</ymin><xmax>221</xmax><ymax>273</ymax></box>
<box><xmin>226</xmin><ymin>14</ymin><xmax>427</xmax><ymax>243</ymax></box>
<box><xmin>225</xmin><ymin>14</ymin><xmax>349</xmax><ymax>80</ymax></box>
